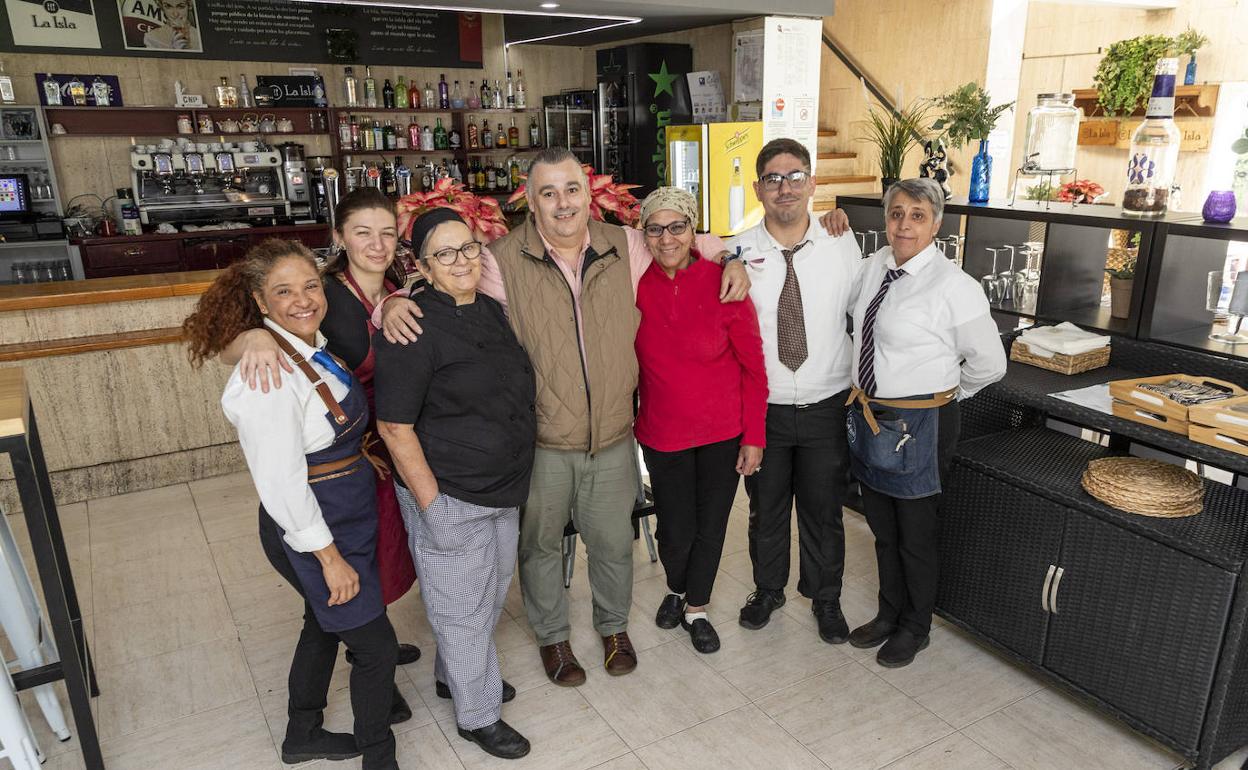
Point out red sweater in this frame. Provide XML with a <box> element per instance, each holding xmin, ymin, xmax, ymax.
<box><xmin>634</xmin><ymin>255</ymin><xmax>768</xmax><ymax>452</ymax></box>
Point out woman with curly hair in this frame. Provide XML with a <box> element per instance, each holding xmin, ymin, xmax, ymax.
<box><xmin>184</xmin><ymin>238</ymin><xmax>399</xmax><ymax>770</ymax></box>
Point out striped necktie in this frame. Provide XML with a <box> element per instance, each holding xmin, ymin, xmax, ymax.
<box><xmin>776</xmin><ymin>241</ymin><xmax>810</xmax><ymax>372</ymax></box>
<box><xmin>858</xmin><ymin>268</ymin><xmax>906</xmax><ymax>396</ymax></box>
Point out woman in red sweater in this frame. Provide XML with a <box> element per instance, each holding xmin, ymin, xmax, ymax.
<box><xmin>634</xmin><ymin>187</ymin><xmax>768</xmax><ymax>653</ymax></box>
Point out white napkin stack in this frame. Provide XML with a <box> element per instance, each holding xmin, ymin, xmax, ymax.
<box><xmin>1018</xmin><ymin>322</ymin><xmax>1111</xmax><ymax>359</ymax></box>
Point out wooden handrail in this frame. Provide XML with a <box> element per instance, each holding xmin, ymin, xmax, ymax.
<box><xmin>0</xmin><ymin>270</ymin><xmax>219</xmax><ymax>312</ymax></box>
<box><xmin>0</xmin><ymin>327</ymin><xmax>184</xmax><ymax>362</ymax></box>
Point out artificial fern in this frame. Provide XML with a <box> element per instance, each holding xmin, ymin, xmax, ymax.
<box><xmin>1092</xmin><ymin>35</ymin><xmax>1175</xmax><ymax>117</ymax></box>
<box><xmin>930</xmin><ymin>82</ymin><xmax>1014</xmax><ymax>149</ymax></box>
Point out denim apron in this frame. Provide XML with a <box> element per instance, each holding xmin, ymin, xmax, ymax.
<box><xmin>845</xmin><ymin>387</ymin><xmax>956</xmax><ymax>500</ymax></box>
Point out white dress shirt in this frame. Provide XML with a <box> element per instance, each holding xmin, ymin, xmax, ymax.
<box><xmin>221</xmin><ymin>318</ymin><xmax>350</xmax><ymax>553</ymax></box>
<box><xmin>727</xmin><ymin>217</ymin><xmax>860</xmax><ymax>405</ymax></box>
<box><xmin>850</xmin><ymin>242</ymin><xmax>1007</xmax><ymax>400</ymax></box>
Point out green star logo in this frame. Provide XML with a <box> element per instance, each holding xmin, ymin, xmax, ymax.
<box><xmin>649</xmin><ymin>61</ymin><xmax>678</xmax><ymax>98</ymax></box>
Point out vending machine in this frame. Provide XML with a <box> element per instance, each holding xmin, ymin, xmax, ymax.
<box><xmin>665</xmin><ymin>121</ymin><xmax>764</xmax><ymax>236</ymax></box>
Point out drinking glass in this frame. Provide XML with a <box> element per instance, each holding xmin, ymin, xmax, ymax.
<box><xmin>982</xmin><ymin>248</ymin><xmax>1003</xmax><ymax>304</ymax></box>
<box><xmin>998</xmin><ymin>245</ymin><xmax>1017</xmax><ymax>303</ymax></box>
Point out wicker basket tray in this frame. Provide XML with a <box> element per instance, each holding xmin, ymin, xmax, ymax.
<box><xmin>1108</xmin><ymin>374</ymin><xmax>1245</xmax><ymax>421</ymax></box>
<box><xmin>1111</xmin><ymin>400</ymin><xmax>1190</xmax><ymax>435</ymax></box>
<box><xmin>1010</xmin><ymin>340</ymin><xmax>1110</xmax><ymax>375</ymax></box>
<box><xmin>1081</xmin><ymin>457</ymin><xmax>1203</xmax><ymax>518</ymax></box>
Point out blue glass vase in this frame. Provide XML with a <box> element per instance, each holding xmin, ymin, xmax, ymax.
<box><xmin>969</xmin><ymin>139</ymin><xmax>992</xmax><ymax>203</ymax></box>
<box><xmin>1184</xmin><ymin>54</ymin><xmax>1197</xmax><ymax>86</ymax></box>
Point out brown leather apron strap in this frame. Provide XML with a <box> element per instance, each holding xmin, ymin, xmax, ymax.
<box><xmin>307</xmin><ymin>453</ymin><xmax>362</xmax><ymax>478</ymax></box>
<box><xmin>265</xmin><ymin>327</ymin><xmax>348</xmax><ymax>425</ymax></box>
<box><xmin>846</xmin><ymin>387</ymin><xmax>958</xmax><ymax>436</ymax></box>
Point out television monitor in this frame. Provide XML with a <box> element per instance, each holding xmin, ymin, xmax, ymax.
<box><xmin>0</xmin><ymin>174</ymin><xmax>31</xmax><ymax>219</ymax></box>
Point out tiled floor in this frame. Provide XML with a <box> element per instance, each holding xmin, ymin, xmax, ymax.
<box><xmin>5</xmin><ymin>471</ymin><xmax>1247</xmax><ymax>770</ymax></box>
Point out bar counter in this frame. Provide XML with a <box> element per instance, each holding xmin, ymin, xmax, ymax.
<box><xmin>0</xmin><ymin>270</ymin><xmax>242</xmax><ymax>510</ymax></box>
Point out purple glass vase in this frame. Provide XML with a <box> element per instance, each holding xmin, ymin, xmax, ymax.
<box><xmin>1203</xmin><ymin>190</ymin><xmax>1237</xmax><ymax>223</ymax></box>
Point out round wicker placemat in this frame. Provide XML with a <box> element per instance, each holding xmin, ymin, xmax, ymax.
<box><xmin>1081</xmin><ymin>457</ymin><xmax>1203</xmax><ymax>518</ymax></box>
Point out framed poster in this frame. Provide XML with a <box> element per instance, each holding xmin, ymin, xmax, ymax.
<box><xmin>118</xmin><ymin>0</ymin><xmax>201</xmax><ymax>52</ymax></box>
<box><xmin>6</xmin><ymin>0</ymin><xmax>101</xmax><ymax>48</ymax></box>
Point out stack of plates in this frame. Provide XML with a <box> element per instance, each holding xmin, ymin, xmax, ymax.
<box><xmin>1081</xmin><ymin>457</ymin><xmax>1203</xmax><ymax>518</ymax></box>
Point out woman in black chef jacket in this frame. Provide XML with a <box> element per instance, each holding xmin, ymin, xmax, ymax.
<box><xmin>184</xmin><ymin>238</ymin><xmax>399</xmax><ymax>770</ymax></box>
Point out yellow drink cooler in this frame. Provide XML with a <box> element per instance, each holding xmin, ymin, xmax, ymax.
<box><xmin>665</xmin><ymin>122</ymin><xmax>764</xmax><ymax>236</ymax></box>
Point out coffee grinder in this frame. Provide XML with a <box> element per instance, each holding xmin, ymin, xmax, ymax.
<box><xmin>278</xmin><ymin>142</ymin><xmax>312</xmax><ymax>220</ymax></box>
<box><xmin>307</xmin><ymin>155</ymin><xmax>332</xmax><ymax>223</ymax></box>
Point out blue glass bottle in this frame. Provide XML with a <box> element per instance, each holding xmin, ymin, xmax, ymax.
<box><xmin>969</xmin><ymin>139</ymin><xmax>992</xmax><ymax>203</ymax></box>
<box><xmin>1184</xmin><ymin>54</ymin><xmax>1197</xmax><ymax>86</ymax></box>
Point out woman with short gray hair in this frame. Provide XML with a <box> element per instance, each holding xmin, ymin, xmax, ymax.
<box><xmin>844</xmin><ymin>177</ymin><xmax>1006</xmax><ymax>668</ymax></box>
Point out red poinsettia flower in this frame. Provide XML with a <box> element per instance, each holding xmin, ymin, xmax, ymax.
<box><xmin>507</xmin><ymin>164</ymin><xmax>642</xmax><ymax>226</ymax></box>
<box><xmin>1057</xmin><ymin>179</ymin><xmax>1105</xmax><ymax>204</ymax></box>
<box><xmin>397</xmin><ymin>180</ymin><xmax>510</xmax><ymax>245</ymax></box>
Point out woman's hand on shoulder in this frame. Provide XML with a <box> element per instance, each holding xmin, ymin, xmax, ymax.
<box><xmin>381</xmin><ymin>297</ymin><xmax>425</xmax><ymax>345</ymax></box>
<box><xmin>239</xmin><ymin>328</ymin><xmax>292</xmax><ymax>393</ymax></box>
<box><xmin>736</xmin><ymin>444</ymin><xmax>763</xmax><ymax>476</ymax></box>
<box><xmin>719</xmin><ymin>259</ymin><xmax>752</xmax><ymax>303</ymax></box>
<box><xmin>819</xmin><ymin>208</ymin><xmax>851</xmax><ymax>237</ymax></box>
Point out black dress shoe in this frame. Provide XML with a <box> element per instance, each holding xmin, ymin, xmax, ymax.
<box><xmin>280</xmin><ymin>728</ymin><xmax>361</xmax><ymax>763</ymax></box>
<box><xmin>346</xmin><ymin>642</ymin><xmax>421</xmax><ymax>666</ymax></box>
<box><xmin>436</xmin><ymin>679</ymin><xmax>516</xmax><ymax>703</ymax></box>
<box><xmin>457</xmin><ymin>719</ymin><xmax>531</xmax><ymax>759</ymax></box>
<box><xmin>390</xmin><ymin>693</ymin><xmax>412</xmax><ymax>725</ymax></box>
<box><xmin>738</xmin><ymin>589</ymin><xmax>786</xmax><ymax>630</ymax></box>
<box><xmin>849</xmin><ymin>617</ymin><xmax>897</xmax><ymax>649</ymax></box>
<box><xmin>812</xmin><ymin>599</ymin><xmax>849</xmax><ymax>644</ymax></box>
<box><xmin>655</xmin><ymin>593</ymin><xmax>685</xmax><ymax>630</ymax></box>
<box><xmin>876</xmin><ymin>628</ymin><xmax>930</xmax><ymax>668</ymax></box>
<box><xmin>681</xmin><ymin>616</ymin><xmax>720</xmax><ymax>654</ymax></box>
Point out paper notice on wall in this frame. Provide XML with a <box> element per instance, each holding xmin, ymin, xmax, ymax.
<box><xmin>733</xmin><ymin>30</ymin><xmax>763</xmax><ymax>103</ymax></box>
<box><xmin>761</xmin><ymin>17</ymin><xmax>822</xmax><ymax>164</ymax></box>
<box><xmin>6</xmin><ymin>0</ymin><xmax>101</xmax><ymax>48</ymax></box>
<box><xmin>687</xmin><ymin>71</ymin><xmax>726</xmax><ymax>123</ymax></box>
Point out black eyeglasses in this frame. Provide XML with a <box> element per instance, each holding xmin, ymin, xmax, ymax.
<box><xmin>425</xmin><ymin>241</ymin><xmax>483</xmax><ymax>266</ymax></box>
<box><xmin>643</xmin><ymin>219</ymin><xmax>691</xmax><ymax>238</ymax></box>
<box><xmin>760</xmin><ymin>170</ymin><xmax>811</xmax><ymax>190</ymax></box>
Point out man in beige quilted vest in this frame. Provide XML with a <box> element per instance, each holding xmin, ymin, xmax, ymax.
<box><xmin>377</xmin><ymin>147</ymin><xmax>753</xmax><ymax>685</ymax></box>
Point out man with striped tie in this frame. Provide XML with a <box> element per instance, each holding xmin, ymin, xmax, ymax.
<box><xmin>725</xmin><ymin>138</ymin><xmax>863</xmax><ymax>645</ymax></box>
<box><xmin>845</xmin><ymin>178</ymin><xmax>1005</xmax><ymax>667</ymax></box>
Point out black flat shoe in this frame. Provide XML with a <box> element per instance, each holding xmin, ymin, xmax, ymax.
<box><xmin>876</xmin><ymin>629</ymin><xmax>930</xmax><ymax>668</ymax></box>
<box><xmin>655</xmin><ymin>593</ymin><xmax>685</xmax><ymax>630</ymax></box>
<box><xmin>280</xmin><ymin>728</ymin><xmax>361</xmax><ymax>763</ymax></box>
<box><xmin>812</xmin><ymin>599</ymin><xmax>849</xmax><ymax>644</ymax></box>
<box><xmin>457</xmin><ymin>719</ymin><xmax>531</xmax><ymax>759</ymax></box>
<box><xmin>346</xmin><ymin>642</ymin><xmax>421</xmax><ymax>666</ymax></box>
<box><xmin>849</xmin><ymin>617</ymin><xmax>897</xmax><ymax>649</ymax></box>
<box><xmin>437</xmin><ymin>679</ymin><xmax>516</xmax><ymax>703</ymax></box>
<box><xmin>681</xmin><ymin>616</ymin><xmax>720</xmax><ymax>654</ymax></box>
<box><xmin>390</xmin><ymin>693</ymin><xmax>412</xmax><ymax>725</ymax></box>
<box><xmin>738</xmin><ymin>589</ymin><xmax>785</xmax><ymax>630</ymax></box>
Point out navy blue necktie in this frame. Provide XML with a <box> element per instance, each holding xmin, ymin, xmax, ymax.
<box><xmin>311</xmin><ymin>350</ymin><xmax>353</xmax><ymax>388</ymax></box>
<box><xmin>859</xmin><ymin>268</ymin><xmax>906</xmax><ymax>396</ymax></box>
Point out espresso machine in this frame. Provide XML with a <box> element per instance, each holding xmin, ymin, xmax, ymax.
<box><xmin>278</xmin><ymin>142</ymin><xmax>312</xmax><ymax>220</ymax></box>
<box><xmin>129</xmin><ymin>138</ymin><xmax>291</xmax><ymax>226</ymax></box>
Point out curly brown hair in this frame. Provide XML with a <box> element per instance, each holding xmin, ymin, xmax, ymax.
<box><xmin>182</xmin><ymin>238</ymin><xmax>318</xmax><ymax>368</ymax></box>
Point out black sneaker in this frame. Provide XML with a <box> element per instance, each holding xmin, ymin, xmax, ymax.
<box><xmin>681</xmin><ymin>616</ymin><xmax>721</xmax><ymax>654</ymax></box>
<box><xmin>812</xmin><ymin>599</ymin><xmax>849</xmax><ymax>644</ymax></box>
<box><xmin>655</xmin><ymin>593</ymin><xmax>685</xmax><ymax>629</ymax></box>
<box><xmin>738</xmin><ymin>589</ymin><xmax>786</xmax><ymax>630</ymax></box>
<box><xmin>280</xmin><ymin>728</ymin><xmax>361</xmax><ymax>763</ymax></box>
<box><xmin>849</xmin><ymin>617</ymin><xmax>897</xmax><ymax>649</ymax></box>
<box><xmin>876</xmin><ymin>628</ymin><xmax>930</xmax><ymax>668</ymax></box>
<box><xmin>436</xmin><ymin>679</ymin><xmax>516</xmax><ymax>703</ymax></box>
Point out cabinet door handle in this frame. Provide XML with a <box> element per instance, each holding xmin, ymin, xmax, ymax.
<box><xmin>1051</xmin><ymin>567</ymin><xmax>1065</xmax><ymax>614</ymax></box>
<box><xmin>123</xmin><ymin>248</ymin><xmax>143</xmax><ymax>257</ymax></box>
<box><xmin>1042</xmin><ymin>564</ymin><xmax>1056</xmax><ymax>612</ymax></box>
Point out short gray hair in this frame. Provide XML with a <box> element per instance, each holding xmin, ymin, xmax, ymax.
<box><xmin>528</xmin><ymin>146</ymin><xmax>587</xmax><ymax>183</ymax></box>
<box><xmin>882</xmin><ymin>178</ymin><xmax>944</xmax><ymax>224</ymax></box>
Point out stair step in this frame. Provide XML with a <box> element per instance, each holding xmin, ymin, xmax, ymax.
<box><xmin>817</xmin><ymin>152</ymin><xmax>856</xmax><ymax>160</ymax></box>
<box><xmin>815</xmin><ymin>174</ymin><xmax>876</xmax><ymax>185</ymax></box>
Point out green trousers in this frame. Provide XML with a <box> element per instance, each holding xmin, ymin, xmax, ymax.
<box><xmin>518</xmin><ymin>437</ymin><xmax>638</xmax><ymax>646</ymax></box>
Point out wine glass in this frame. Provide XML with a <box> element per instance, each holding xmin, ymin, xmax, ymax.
<box><xmin>997</xmin><ymin>245</ymin><xmax>1017</xmax><ymax>304</ymax></box>
<box><xmin>982</xmin><ymin>248</ymin><xmax>1003</xmax><ymax>304</ymax></box>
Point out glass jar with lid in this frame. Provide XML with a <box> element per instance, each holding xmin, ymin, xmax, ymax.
<box><xmin>1022</xmin><ymin>93</ymin><xmax>1081</xmax><ymax>172</ymax></box>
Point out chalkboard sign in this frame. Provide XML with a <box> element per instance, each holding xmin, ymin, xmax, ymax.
<box><xmin>0</xmin><ymin>0</ymin><xmax>483</xmax><ymax>69</ymax></box>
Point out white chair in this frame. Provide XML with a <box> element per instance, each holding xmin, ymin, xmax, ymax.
<box><xmin>0</xmin><ymin>511</ymin><xmax>71</xmax><ymax>746</ymax></box>
<box><xmin>0</xmin><ymin>661</ymin><xmax>41</xmax><ymax>770</ymax></box>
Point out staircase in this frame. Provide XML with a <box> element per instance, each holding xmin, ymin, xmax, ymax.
<box><xmin>812</xmin><ymin>129</ymin><xmax>876</xmax><ymax>211</ymax></box>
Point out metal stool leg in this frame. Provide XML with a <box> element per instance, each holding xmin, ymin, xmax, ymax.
<box><xmin>0</xmin><ymin>665</ymin><xmax>42</xmax><ymax>770</ymax></box>
<box><xmin>640</xmin><ymin>515</ymin><xmax>657</xmax><ymax>563</ymax></box>
<box><xmin>562</xmin><ymin>534</ymin><xmax>577</xmax><ymax>588</ymax></box>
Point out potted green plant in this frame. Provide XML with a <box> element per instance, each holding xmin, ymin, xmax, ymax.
<box><xmin>930</xmin><ymin>82</ymin><xmax>1014</xmax><ymax>202</ymax></box>
<box><xmin>1105</xmin><ymin>259</ymin><xmax>1136</xmax><ymax>319</ymax></box>
<box><xmin>1175</xmin><ymin>26</ymin><xmax>1209</xmax><ymax>85</ymax></box>
<box><xmin>1092</xmin><ymin>34</ymin><xmax>1176</xmax><ymax>116</ymax></box>
<box><xmin>858</xmin><ymin>101</ymin><xmax>929</xmax><ymax>189</ymax></box>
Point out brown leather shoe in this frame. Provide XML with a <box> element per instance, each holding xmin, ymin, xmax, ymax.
<box><xmin>601</xmin><ymin>632</ymin><xmax>637</xmax><ymax>676</ymax></box>
<box><xmin>539</xmin><ymin>641</ymin><xmax>586</xmax><ymax>687</ymax></box>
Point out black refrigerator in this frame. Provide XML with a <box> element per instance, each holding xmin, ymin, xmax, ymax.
<box><xmin>596</xmin><ymin>43</ymin><xmax>693</xmax><ymax>196</ymax></box>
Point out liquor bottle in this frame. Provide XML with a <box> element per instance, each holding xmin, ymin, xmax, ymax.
<box><xmin>508</xmin><ymin>118</ymin><xmax>520</xmax><ymax>148</ymax></box>
<box><xmin>338</xmin><ymin>114</ymin><xmax>353</xmax><ymax>147</ymax></box>
<box><xmin>729</xmin><ymin>157</ymin><xmax>745</xmax><ymax>231</ymax></box>
<box><xmin>510</xmin><ymin>157</ymin><xmax>521</xmax><ymax>189</ymax></box>
<box><xmin>421</xmin><ymin>124</ymin><xmax>434</xmax><ymax>152</ymax></box>
<box><xmin>506</xmin><ymin>71</ymin><xmax>515</xmax><ymax>108</ymax></box>
<box><xmin>496</xmin><ymin>122</ymin><xmax>507</xmax><ymax>149</ymax></box>
<box><xmin>529</xmin><ymin>116</ymin><xmax>541</xmax><ymax>147</ymax></box>
<box><xmin>467</xmin><ymin>120</ymin><xmax>480</xmax><ymax>150</ymax></box>
<box><xmin>450</xmin><ymin>159</ymin><xmax>463</xmax><ymax>184</ymax></box>
<box><xmin>433</xmin><ymin>117</ymin><xmax>449</xmax><ymax>150</ymax></box>
<box><xmin>467</xmin><ymin>81</ymin><xmax>481</xmax><ymax>110</ymax></box>
<box><xmin>395</xmin><ymin>75</ymin><xmax>409</xmax><ymax>109</ymax></box>
<box><xmin>424</xmin><ymin>82</ymin><xmax>436</xmax><ymax>110</ymax></box>
<box><xmin>407</xmin><ymin>117</ymin><xmax>420</xmax><ymax>150</ymax></box>
<box><xmin>91</xmin><ymin>76</ymin><xmax>112</xmax><ymax>107</ymax></box>
<box><xmin>515</xmin><ymin>70</ymin><xmax>526</xmax><ymax>109</ymax></box>
<box><xmin>395</xmin><ymin>125</ymin><xmax>408</xmax><ymax>150</ymax></box>
<box><xmin>343</xmin><ymin>66</ymin><xmax>359</xmax><ymax>107</ymax></box>
<box><xmin>1122</xmin><ymin>57</ymin><xmax>1181</xmax><ymax>218</ymax></box>
<box><xmin>381</xmin><ymin>159</ymin><xmax>396</xmax><ymax>196</ymax></box>
<box><xmin>421</xmin><ymin>158</ymin><xmax>433</xmax><ymax>192</ymax></box>
<box><xmin>395</xmin><ymin>156</ymin><xmax>412</xmax><ymax>196</ymax></box>
<box><xmin>362</xmin><ymin>119</ymin><xmax>376</xmax><ymax>150</ymax></box>
<box><xmin>486</xmin><ymin>163</ymin><xmax>496</xmax><ymax>191</ymax></box>
<box><xmin>482</xmin><ymin>121</ymin><xmax>494</xmax><ymax>148</ymax></box>
<box><xmin>213</xmin><ymin>76</ymin><xmax>235</xmax><ymax>108</ymax></box>
<box><xmin>363</xmin><ymin>66</ymin><xmax>378</xmax><ymax>108</ymax></box>
<box><xmin>438</xmin><ymin>75</ymin><xmax>449</xmax><ymax>110</ymax></box>
<box><xmin>238</xmin><ymin>74</ymin><xmax>253</xmax><ymax>108</ymax></box>
<box><xmin>451</xmin><ymin>80</ymin><xmax>465</xmax><ymax>109</ymax></box>
<box><xmin>41</xmin><ymin>74</ymin><xmax>61</xmax><ymax>106</ymax></box>
<box><xmin>492</xmin><ymin>80</ymin><xmax>504</xmax><ymax>109</ymax></box>
<box><xmin>479</xmin><ymin>80</ymin><xmax>491</xmax><ymax>108</ymax></box>
<box><xmin>312</xmin><ymin>75</ymin><xmax>327</xmax><ymax>108</ymax></box>
<box><xmin>383</xmin><ymin>120</ymin><xmax>396</xmax><ymax>150</ymax></box>
<box><xmin>408</xmin><ymin>79</ymin><xmax>421</xmax><ymax>109</ymax></box>
<box><xmin>372</xmin><ymin>120</ymin><xmax>384</xmax><ymax>149</ymax></box>
<box><xmin>475</xmin><ymin>158</ymin><xmax>487</xmax><ymax>191</ymax></box>
<box><xmin>382</xmin><ymin>79</ymin><xmax>395</xmax><ymax>109</ymax></box>
<box><xmin>449</xmin><ymin>125</ymin><xmax>462</xmax><ymax>150</ymax></box>
<box><xmin>350</xmin><ymin>115</ymin><xmax>361</xmax><ymax>150</ymax></box>
<box><xmin>0</xmin><ymin>61</ymin><xmax>14</xmax><ymax>105</ymax></box>
<box><xmin>366</xmin><ymin>162</ymin><xmax>382</xmax><ymax>189</ymax></box>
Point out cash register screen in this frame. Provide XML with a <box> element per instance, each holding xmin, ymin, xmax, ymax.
<box><xmin>0</xmin><ymin>175</ymin><xmax>30</xmax><ymax>217</ymax></box>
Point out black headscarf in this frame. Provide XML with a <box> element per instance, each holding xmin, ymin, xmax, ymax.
<box><xmin>407</xmin><ymin>208</ymin><xmax>466</xmax><ymax>258</ymax></box>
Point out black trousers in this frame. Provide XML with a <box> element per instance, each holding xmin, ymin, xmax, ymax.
<box><xmin>859</xmin><ymin>400</ymin><xmax>960</xmax><ymax>636</ymax></box>
<box><xmin>745</xmin><ymin>391</ymin><xmax>850</xmax><ymax>602</ymax></box>
<box><xmin>259</xmin><ymin>509</ymin><xmax>398</xmax><ymax>767</ymax></box>
<box><xmin>642</xmin><ymin>436</ymin><xmax>741</xmax><ymax>607</ymax></box>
